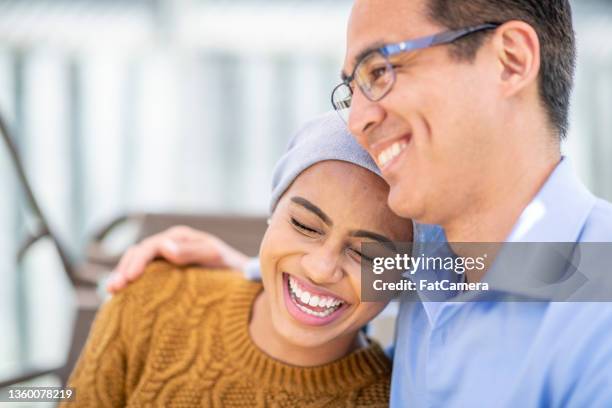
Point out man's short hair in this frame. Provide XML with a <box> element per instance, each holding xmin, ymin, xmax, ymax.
<box><xmin>427</xmin><ymin>0</ymin><xmax>576</xmax><ymax>140</ymax></box>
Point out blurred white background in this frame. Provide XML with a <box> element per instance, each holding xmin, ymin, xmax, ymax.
<box><xmin>0</xmin><ymin>0</ymin><xmax>611</xmax><ymax>392</ymax></box>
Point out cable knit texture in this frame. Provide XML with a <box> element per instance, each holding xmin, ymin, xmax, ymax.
<box><xmin>63</xmin><ymin>261</ymin><xmax>391</xmax><ymax>407</ymax></box>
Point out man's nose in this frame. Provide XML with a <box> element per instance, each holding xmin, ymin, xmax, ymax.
<box><xmin>301</xmin><ymin>244</ymin><xmax>344</xmax><ymax>285</ymax></box>
<box><xmin>347</xmin><ymin>87</ymin><xmax>385</xmax><ymax>149</ymax></box>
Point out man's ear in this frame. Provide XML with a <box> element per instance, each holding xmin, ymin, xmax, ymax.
<box><xmin>492</xmin><ymin>21</ymin><xmax>541</xmax><ymax>97</ymax></box>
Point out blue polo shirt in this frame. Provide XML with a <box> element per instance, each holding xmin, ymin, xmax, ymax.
<box><xmin>390</xmin><ymin>158</ymin><xmax>612</xmax><ymax>407</ymax></box>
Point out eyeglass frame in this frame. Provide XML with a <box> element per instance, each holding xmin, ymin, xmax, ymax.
<box><xmin>331</xmin><ymin>22</ymin><xmax>502</xmax><ymax>113</ymax></box>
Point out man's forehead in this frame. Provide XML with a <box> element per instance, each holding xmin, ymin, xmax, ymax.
<box><xmin>344</xmin><ymin>0</ymin><xmax>433</xmax><ymax>70</ymax></box>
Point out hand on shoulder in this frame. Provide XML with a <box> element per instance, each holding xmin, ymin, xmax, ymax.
<box><xmin>107</xmin><ymin>225</ymin><xmax>249</xmax><ymax>293</ymax></box>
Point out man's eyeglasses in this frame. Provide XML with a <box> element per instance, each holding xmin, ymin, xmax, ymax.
<box><xmin>331</xmin><ymin>23</ymin><xmax>501</xmax><ymax>124</ymax></box>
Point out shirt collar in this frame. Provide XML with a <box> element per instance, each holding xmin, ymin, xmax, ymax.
<box><xmin>506</xmin><ymin>157</ymin><xmax>596</xmax><ymax>243</ymax></box>
<box><xmin>408</xmin><ymin>223</ymin><xmax>459</xmax><ymax>322</ymax></box>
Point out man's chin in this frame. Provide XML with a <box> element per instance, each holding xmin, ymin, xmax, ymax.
<box><xmin>387</xmin><ymin>185</ymin><xmax>422</xmax><ymax>220</ymax></box>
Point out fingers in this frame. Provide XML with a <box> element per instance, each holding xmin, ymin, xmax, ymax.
<box><xmin>154</xmin><ymin>239</ymin><xmax>185</xmax><ymax>264</ymax></box>
<box><xmin>105</xmin><ymin>225</ymin><xmax>245</xmax><ymax>294</ymax></box>
<box><xmin>107</xmin><ymin>227</ymin><xmax>194</xmax><ymax>293</ymax></box>
<box><xmin>165</xmin><ymin>225</ymin><xmax>196</xmax><ymax>243</ymax></box>
<box><xmin>158</xmin><ymin>239</ymin><xmax>217</xmax><ymax>266</ymax></box>
<box><xmin>107</xmin><ymin>239</ymin><xmax>159</xmax><ymax>293</ymax></box>
<box><xmin>161</xmin><ymin>234</ymin><xmax>248</xmax><ymax>270</ymax></box>
<box><xmin>115</xmin><ymin>246</ymin><xmax>137</xmax><ymax>280</ymax></box>
<box><xmin>123</xmin><ymin>242</ymin><xmax>157</xmax><ymax>282</ymax></box>
<box><xmin>107</xmin><ymin>246</ymin><xmax>137</xmax><ymax>293</ymax></box>
<box><xmin>107</xmin><ymin>270</ymin><xmax>128</xmax><ymax>293</ymax></box>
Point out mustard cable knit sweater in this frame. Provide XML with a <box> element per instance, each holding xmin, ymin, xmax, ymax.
<box><xmin>63</xmin><ymin>261</ymin><xmax>392</xmax><ymax>407</ymax></box>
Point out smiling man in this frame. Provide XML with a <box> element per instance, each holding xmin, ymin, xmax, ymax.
<box><xmin>331</xmin><ymin>0</ymin><xmax>612</xmax><ymax>406</ymax></box>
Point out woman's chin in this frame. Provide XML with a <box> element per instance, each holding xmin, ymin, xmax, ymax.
<box><xmin>270</xmin><ymin>317</ymin><xmax>345</xmax><ymax>349</ymax></box>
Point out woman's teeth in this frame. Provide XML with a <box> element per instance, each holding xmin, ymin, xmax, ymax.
<box><xmin>377</xmin><ymin>140</ymin><xmax>408</xmax><ymax>168</ymax></box>
<box><xmin>288</xmin><ymin>276</ymin><xmax>344</xmax><ymax>318</ymax></box>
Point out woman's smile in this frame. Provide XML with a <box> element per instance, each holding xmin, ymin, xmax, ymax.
<box><xmin>282</xmin><ymin>273</ymin><xmax>349</xmax><ymax>326</ymax></box>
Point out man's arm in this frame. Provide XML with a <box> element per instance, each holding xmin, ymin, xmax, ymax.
<box><xmin>107</xmin><ymin>225</ymin><xmax>254</xmax><ymax>293</ymax></box>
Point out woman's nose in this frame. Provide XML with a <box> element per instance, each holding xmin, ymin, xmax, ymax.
<box><xmin>301</xmin><ymin>244</ymin><xmax>343</xmax><ymax>285</ymax></box>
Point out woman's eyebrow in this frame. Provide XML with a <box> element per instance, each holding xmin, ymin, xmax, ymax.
<box><xmin>351</xmin><ymin>230</ymin><xmax>397</xmax><ymax>252</ymax></box>
<box><xmin>290</xmin><ymin>197</ymin><xmax>333</xmax><ymax>226</ymax></box>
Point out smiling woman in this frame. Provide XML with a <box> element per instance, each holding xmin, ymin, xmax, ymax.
<box><xmin>61</xmin><ymin>112</ymin><xmax>413</xmax><ymax>407</ymax></box>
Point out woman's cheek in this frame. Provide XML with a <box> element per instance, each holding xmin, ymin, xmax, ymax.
<box><xmin>258</xmin><ymin>230</ymin><xmax>276</xmax><ymax>281</ymax></box>
<box><xmin>259</xmin><ymin>224</ymin><xmax>297</xmax><ymax>277</ymax></box>
<box><xmin>265</xmin><ymin>220</ymin><xmax>303</xmax><ymax>253</ymax></box>
<box><xmin>354</xmin><ymin>302</ymin><xmax>387</xmax><ymax>329</ymax></box>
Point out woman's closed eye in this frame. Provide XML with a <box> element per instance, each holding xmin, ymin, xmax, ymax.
<box><xmin>290</xmin><ymin>217</ymin><xmax>322</xmax><ymax>237</ymax></box>
<box><xmin>346</xmin><ymin>247</ymin><xmax>374</xmax><ymax>264</ymax></box>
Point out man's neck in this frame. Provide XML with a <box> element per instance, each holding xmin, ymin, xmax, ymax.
<box><xmin>444</xmin><ymin>150</ymin><xmax>561</xmax><ymax>245</ymax></box>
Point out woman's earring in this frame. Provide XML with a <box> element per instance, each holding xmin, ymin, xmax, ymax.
<box><xmin>266</xmin><ymin>218</ymin><xmax>272</xmax><ymax>225</ymax></box>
